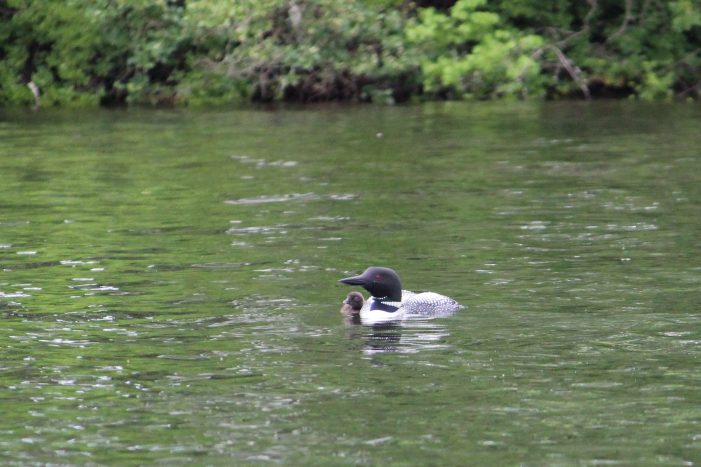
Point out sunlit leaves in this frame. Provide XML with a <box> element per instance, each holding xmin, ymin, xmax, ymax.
<box><xmin>669</xmin><ymin>0</ymin><xmax>701</xmax><ymax>33</ymax></box>
<box><xmin>407</xmin><ymin>0</ymin><xmax>544</xmax><ymax>99</ymax></box>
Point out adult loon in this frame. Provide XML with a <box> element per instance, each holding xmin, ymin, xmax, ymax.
<box><xmin>339</xmin><ymin>266</ymin><xmax>462</xmax><ymax>324</ymax></box>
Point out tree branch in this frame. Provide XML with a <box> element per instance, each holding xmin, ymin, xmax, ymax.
<box><xmin>547</xmin><ymin>0</ymin><xmax>598</xmax><ymax>50</ymax></box>
<box><xmin>533</xmin><ymin>45</ymin><xmax>591</xmax><ymax>99</ymax></box>
<box><xmin>607</xmin><ymin>0</ymin><xmax>635</xmax><ymax>43</ymax></box>
<box><xmin>679</xmin><ymin>79</ymin><xmax>701</xmax><ymax>98</ymax></box>
<box><xmin>583</xmin><ymin>0</ymin><xmax>599</xmax><ymax>28</ymax></box>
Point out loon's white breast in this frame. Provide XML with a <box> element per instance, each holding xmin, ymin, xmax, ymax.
<box><xmin>359</xmin><ymin>303</ymin><xmax>404</xmax><ymax>325</ymax></box>
<box><xmin>358</xmin><ymin>290</ymin><xmax>413</xmax><ymax>324</ymax></box>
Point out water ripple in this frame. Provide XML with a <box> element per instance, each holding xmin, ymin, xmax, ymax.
<box><xmin>225</xmin><ymin>193</ymin><xmax>318</xmax><ymax>205</ymax></box>
<box><xmin>231</xmin><ymin>155</ymin><xmax>298</xmax><ymax>168</ymax></box>
<box><xmin>224</xmin><ymin>192</ymin><xmax>357</xmax><ymax>205</ymax></box>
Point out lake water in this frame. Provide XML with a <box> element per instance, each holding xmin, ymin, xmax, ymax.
<box><xmin>0</xmin><ymin>101</ymin><xmax>700</xmax><ymax>465</ymax></box>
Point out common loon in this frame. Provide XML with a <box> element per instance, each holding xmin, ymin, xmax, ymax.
<box><xmin>339</xmin><ymin>266</ymin><xmax>462</xmax><ymax>324</ymax></box>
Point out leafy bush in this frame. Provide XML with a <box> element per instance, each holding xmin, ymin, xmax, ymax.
<box><xmin>0</xmin><ymin>0</ymin><xmax>698</xmax><ymax>105</ymax></box>
<box><xmin>0</xmin><ymin>0</ymin><xmax>188</xmax><ymax>106</ymax></box>
<box><xmin>180</xmin><ymin>0</ymin><xmax>418</xmax><ymax>103</ymax></box>
<box><xmin>492</xmin><ymin>0</ymin><xmax>701</xmax><ymax>99</ymax></box>
<box><xmin>407</xmin><ymin>0</ymin><xmax>546</xmax><ymax>98</ymax></box>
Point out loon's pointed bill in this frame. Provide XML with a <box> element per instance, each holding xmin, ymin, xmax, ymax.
<box><xmin>339</xmin><ymin>275</ymin><xmax>366</xmax><ymax>286</ymax></box>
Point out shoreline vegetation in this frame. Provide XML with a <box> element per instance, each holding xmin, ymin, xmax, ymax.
<box><xmin>0</xmin><ymin>0</ymin><xmax>699</xmax><ymax>108</ymax></box>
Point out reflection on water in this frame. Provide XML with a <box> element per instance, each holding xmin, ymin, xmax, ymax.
<box><xmin>345</xmin><ymin>319</ymin><xmax>453</xmax><ymax>357</ymax></box>
<box><xmin>1</xmin><ymin>102</ymin><xmax>700</xmax><ymax>464</ymax></box>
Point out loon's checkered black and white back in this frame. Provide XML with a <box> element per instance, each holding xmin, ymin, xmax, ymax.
<box><xmin>362</xmin><ymin>289</ymin><xmax>462</xmax><ymax>320</ymax></box>
<box><xmin>401</xmin><ymin>291</ymin><xmax>463</xmax><ymax>317</ymax></box>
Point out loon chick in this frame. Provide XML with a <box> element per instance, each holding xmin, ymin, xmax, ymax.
<box><xmin>339</xmin><ymin>266</ymin><xmax>462</xmax><ymax>324</ymax></box>
<box><xmin>340</xmin><ymin>291</ymin><xmax>364</xmax><ymax>317</ymax></box>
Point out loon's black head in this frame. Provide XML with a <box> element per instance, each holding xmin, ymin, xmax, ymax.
<box><xmin>339</xmin><ymin>266</ymin><xmax>402</xmax><ymax>302</ymax></box>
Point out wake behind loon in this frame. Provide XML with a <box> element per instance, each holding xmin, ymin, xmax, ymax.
<box><xmin>339</xmin><ymin>266</ymin><xmax>462</xmax><ymax>324</ymax></box>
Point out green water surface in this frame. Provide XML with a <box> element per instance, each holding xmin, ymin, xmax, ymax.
<box><xmin>0</xmin><ymin>102</ymin><xmax>700</xmax><ymax>465</ymax></box>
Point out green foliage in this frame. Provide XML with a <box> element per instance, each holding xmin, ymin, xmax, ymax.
<box><xmin>669</xmin><ymin>0</ymin><xmax>701</xmax><ymax>33</ymax></box>
<box><xmin>0</xmin><ymin>0</ymin><xmax>188</xmax><ymax>106</ymax></box>
<box><xmin>180</xmin><ymin>0</ymin><xmax>417</xmax><ymax>103</ymax></box>
<box><xmin>0</xmin><ymin>0</ymin><xmax>698</xmax><ymax>106</ymax></box>
<box><xmin>492</xmin><ymin>0</ymin><xmax>701</xmax><ymax>100</ymax></box>
<box><xmin>0</xmin><ymin>1</ymin><xmax>98</xmax><ymax>105</ymax></box>
<box><xmin>407</xmin><ymin>0</ymin><xmax>545</xmax><ymax>98</ymax></box>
